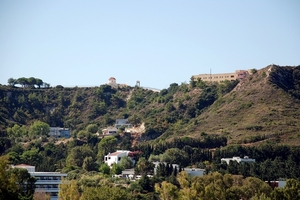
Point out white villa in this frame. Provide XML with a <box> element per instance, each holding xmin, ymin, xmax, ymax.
<box><xmin>104</xmin><ymin>150</ymin><xmax>133</xmax><ymax>167</ymax></box>
<box><xmin>13</xmin><ymin>164</ymin><xmax>67</xmax><ymax>200</ymax></box>
<box><xmin>221</xmin><ymin>156</ymin><xmax>255</xmax><ymax>164</ymax></box>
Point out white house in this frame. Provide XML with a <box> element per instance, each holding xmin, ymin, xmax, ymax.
<box><xmin>221</xmin><ymin>156</ymin><xmax>255</xmax><ymax>165</ymax></box>
<box><xmin>104</xmin><ymin>150</ymin><xmax>133</xmax><ymax>167</ymax></box>
<box><xmin>13</xmin><ymin>164</ymin><xmax>67</xmax><ymax>200</ymax></box>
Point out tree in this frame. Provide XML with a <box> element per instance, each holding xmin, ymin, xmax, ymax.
<box><xmin>164</xmin><ymin>148</ymin><xmax>189</xmax><ymax>166</ymax></box>
<box><xmin>128</xmin><ymin>114</ymin><xmax>142</xmax><ymax>126</ymax></box>
<box><xmin>99</xmin><ymin>163</ymin><xmax>110</xmax><ymax>175</ymax></box>
<box><xmin>111</xmin><ymin>163</ymin><xmax>123</xmax><ymax>175</ymax></box>
<box><xmin>21</xmin><ymin>148</ymin><xmax>42</xmax><ymax>167</ymax></box>
<box><xmin>8</xmin><ymin>78</ymin><xmax>16</xmax><ymax>86</ymax></box>
<box><xmin>66</xmin><ymin>145</ymin><xmax>94</xmax><ymax>168</ymax></box>
<box><xmin>28</xmin><ymin>121</ymin><xmax>50</xmax><ymax>138</ymax></box>
<box><xmin>155</xmin><ymin>181</ymin><xmax>178</xmax><ymax>200</ymax></box>
<box><xmin>86</xmin><ymin>124</ymin><xmax>98</xmax><ymax>133</ymax></box>
<box><xmin>134</xmin><ymin>157</ymin><xmax>154</xmax><ymax>175</ymax></box>
<box><xmin>28</xmin><ymin>77</ymin><xmax>36</xmax><ymax>88</ymax></box>
<box><xmin>9</xmin><ymin>168</ymin><xmax>36</xmax><ymax>200</ymax></box>
<box><xmin>283</xmin><ymin>179</ymin><xmax>300</xmax><ymax>200</ymax></box>
<box><xmin>119</xmin><ymin>156</ymin><xmax>133</xmax><ymax>169</ymax></box>
<box><xmin>82</xmin><ymin>156</ymin><xmax>95</xmax><ymax>172</ymax></box>
<box><xmin>7</xmin><ymin>124</ymin><xmax>28</xmax><ymax>138</ymax></box>
<box><xmin>58</xmin><ymin>179</ymin><xmax>80</xmax><ymax>200</ymax></box>
<box><xmin>97</xmin><ymin>136</ymin><xmax>118</xmax><ymax>161</ymax></box>
<box><xmin>0</xmin><ymin>156</ymin><xmax>18</xmax><ymax>200</ymax></box>
<box><xmin>17</xmin><ymin>77</ymin><xmax>28</xmax><ymax>87</ymax></box>
<box><xmin>80</xmin><ymin>186</ymin><xmax>132</xmax><ymax>200</ymax></box>
<box><xmin>190</xmin><ymin>76</ymin><xmax>196</xmax><ymax>88</ymax></box>
<box><xmin>35</xmin><ymin>78</ymin><xmax>43</xmax><ymax>88</ymax></box>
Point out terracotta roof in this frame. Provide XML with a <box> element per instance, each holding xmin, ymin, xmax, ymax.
<box><xmin>107</xmin><ymin>152</ymin><xmax>123</xmax><ymax>156</ymax></box>
<box><xmin>109</xmin><ymin>77</ymin><xmax>116</xmax><ymax>80</ymax></box>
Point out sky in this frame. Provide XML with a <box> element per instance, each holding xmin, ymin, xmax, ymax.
<box><xmin>0</xmin><ymin>1</ymin><xmax>299</xmax><ymax>90</ymax></box>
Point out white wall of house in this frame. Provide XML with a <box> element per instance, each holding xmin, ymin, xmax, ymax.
<box><xmin>104</xmin><ymin>150</ymin><xmax>131</xmax><ymax>167</ymax></box>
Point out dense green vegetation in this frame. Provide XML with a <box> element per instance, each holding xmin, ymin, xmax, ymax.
<box><xmin>1</xmin><ymin>65</ymin><xmax>300</xmax><ymax>199</ymax></box>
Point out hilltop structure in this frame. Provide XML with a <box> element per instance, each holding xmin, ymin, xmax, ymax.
<box><xmin>193</xmin><ymin>70</ymin><xmax>249</xmax><ymax>83</ymax></box>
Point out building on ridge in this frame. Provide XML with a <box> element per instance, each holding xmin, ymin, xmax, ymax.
<box><xmin>193</xmin><ymin>70</ymin><xmax>249</xmax><ymax>83</ymax></box>
<box><xmin>108</xmin><ymin>77</ymin><xmax>117</xmax><ymax>88</ymax></box>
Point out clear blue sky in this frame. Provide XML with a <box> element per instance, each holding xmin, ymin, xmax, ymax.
<box><xmin>1</xmin><ymin>1</ymin><xmax>299</xmax><ymax>90</ymax></box>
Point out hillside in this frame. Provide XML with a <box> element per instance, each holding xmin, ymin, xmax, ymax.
<box><xmin>183</xmin><ymin>65</ymin><xmax>300</xmax><ymax>145</ymax></box>
<box><xmin>0</xmin><ymin>64</ymin><xmax>299</xmax><ymax>146</ymax></box>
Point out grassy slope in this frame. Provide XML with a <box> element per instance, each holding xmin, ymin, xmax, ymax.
<box><xmin>185</xmin><ymin>65</ymin><xmax>300</xmax><ymax>145</ymax></box>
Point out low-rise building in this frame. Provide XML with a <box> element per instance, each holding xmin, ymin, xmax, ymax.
<box><xmin>221</xmin><ymin>156</ymin><xmax>255</xmax><ymax>164</ymax></box>
<box><xmin>102</xmin><ymin>127</ymin><xmax>118</xmax><ymax>136</ymax></box>
<box><xmin>184</xmin><ymin>168</ymin><xmax>205</xmax><ymax>176</ymax></box>
<box><xmin>13</xmin><ymin>164</ymin><xmax>67</xmax><ymax>200</ymax></box>
<box><xmin>193</xmin><ymin>70</ymin><xmax>249</xmax><ymax>83</ymax></box>
<box><xmin>104</xmin><ymin>150</ymin><xmax>133</xmax><ymax>167</ymax></box>
<box><xmin>115</xmin><ymin>119</ymin><xmax>132</xmax><ymax>129</ymax></box>
<box><xmin>49</xmin><ymin>127</ymin><xmax>71</xmax><ymax>138</ymax></box>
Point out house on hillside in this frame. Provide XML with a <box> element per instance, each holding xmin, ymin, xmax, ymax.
<box><xmin>102</xmin><ymin>127</ymin><xmax>118</xmax><ymax>136</ymax></box>
<box><xmin>115</xmin><ymin>119</ymin><xmax>132</xmax><ymax>129</ymax></box>
<box><xmin>221</xmin><ymin>156</ymin><xmax>255</xmax><ymax>164</ymax></box>
<box><xmin>104</xmin><ymin>150</ymin><xmax>134</xmax><ymax>167</ymax></box>
<box><xmin>49</xmin><ymin>127</ymin><xmax>71</xmax><ymax>138</ymax></box>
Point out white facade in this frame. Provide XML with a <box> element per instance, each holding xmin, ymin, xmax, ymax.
<box><xmin>13</xmin><ymin>164</ymin><xmax>67</xmax><ymax>200</ymax></box>
<box><xmin>221</xmin><ymin>156</ymin><xmax>255</xmax><ymax>164</ymax></box>
<box><xmin>104</xmin><ymin>150</ymin><xmax>132</xmax><ymax>167</ymax></box>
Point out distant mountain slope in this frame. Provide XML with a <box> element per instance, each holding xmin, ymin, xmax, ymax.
<box><xmin>184</xmin><ymin>65</ymin><xmax>300</xmax><ymax>145</ymax></box>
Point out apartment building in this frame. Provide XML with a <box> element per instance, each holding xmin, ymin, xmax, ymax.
<box><xmin>13</xmin><ymin>164</ymin><xmax>67</xmax><ymax>200</ymax></box>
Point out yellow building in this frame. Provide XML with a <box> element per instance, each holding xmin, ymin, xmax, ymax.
<box><xmin>193</xmin><ymin>70</ymin><xmax>249</xmax><ymax>83</ymax></box>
